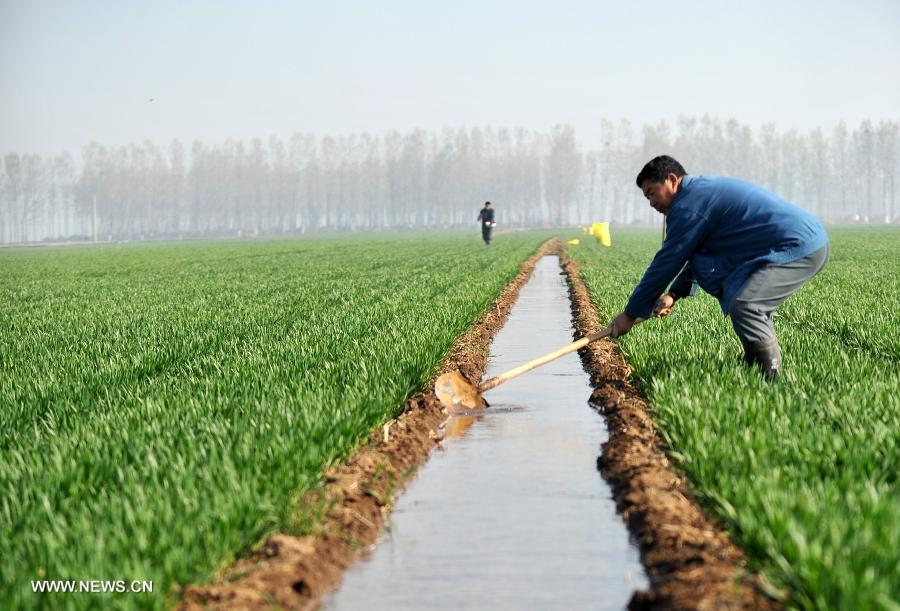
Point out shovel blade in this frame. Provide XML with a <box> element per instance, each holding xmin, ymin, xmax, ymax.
<box><xmin>435</xmin><ymin>371</ymin><xmax>486</xmax><ymax>413</ymax></box>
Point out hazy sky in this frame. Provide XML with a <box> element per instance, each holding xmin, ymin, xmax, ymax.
<box><xmin>2</xmin><ymin>0</ymin><xmax>899</xmax><ymax>156</ymax></box>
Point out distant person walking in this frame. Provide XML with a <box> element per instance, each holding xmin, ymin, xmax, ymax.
<box><xmin>477</xmin><ymin>201</ymin><xmax>496</xmax><ymax>245</ymax></box>
<box><xmin>609</xmin><ymin>155</ymin><xmax>829</xmax><ymax>380</ymax></box>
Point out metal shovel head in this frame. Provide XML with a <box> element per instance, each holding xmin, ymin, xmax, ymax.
<box><xmin>435</xmin><ymin>370</ymin><xmax>486</xmax><ymax>413</ymax></box>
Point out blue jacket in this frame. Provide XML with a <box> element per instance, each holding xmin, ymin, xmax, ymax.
<box><xmin>624</xmin><ymin>175</ymin><xmax>828</xmax><ymax>318</ymax></box>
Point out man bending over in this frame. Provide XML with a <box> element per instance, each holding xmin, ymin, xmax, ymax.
<box><xmin>610</xmin><ymin>155</ymin><xmax>829</xmax><ymax>380</ymax></box>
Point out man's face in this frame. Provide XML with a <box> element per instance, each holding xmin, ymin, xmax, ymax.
<box><xmin>641</xmin><ymin>174</ymin><xmax>680</xmax><ymax>215</ymax></box>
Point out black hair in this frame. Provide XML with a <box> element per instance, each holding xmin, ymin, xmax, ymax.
<box><xmin>484</xmin><ymin>201</ymin><xmax>492</xmax><ymax>206</ymax></box>
<box><xmin>635</xmin><ymin>155</ymin><xmax>687</xmax><ymax>187</ymax></box>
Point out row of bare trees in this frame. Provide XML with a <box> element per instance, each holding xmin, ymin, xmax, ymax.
<box><xmin>2</xmin><ymin>116</ymin><xmax>897</xmax><ymax>244</ymax></box>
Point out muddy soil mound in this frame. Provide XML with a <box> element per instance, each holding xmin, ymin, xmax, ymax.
<box><xmin>562</xmin><ymin>253</ymin><xmax>780</xmax><ymax>610</ymax></box>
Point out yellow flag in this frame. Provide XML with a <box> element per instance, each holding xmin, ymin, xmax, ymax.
<box><xmin>567</xmin><ymin>239</ymin><xmax>580</xmax><ymax>245</ymax></box>
<box><xmin>591</xmin><ymin>222</ymin><xmax>611</xmax><ymax>247</ymax></box>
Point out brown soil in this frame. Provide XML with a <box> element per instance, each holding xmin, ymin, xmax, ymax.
<box><xmin>177</xmin><ymin>239</ymin><xmax>558</xmax><ymax>610</ymax></box>
<box><xmin>560</xmin><ymin>250</ymin><xmax>781</xmax><ymax>610</ymax></box>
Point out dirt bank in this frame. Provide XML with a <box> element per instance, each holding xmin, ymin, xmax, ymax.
<box><xmin>177</xmin><ymin>240</ymin><xmax>558</xmax><ymax>610</ymax></box>
<box><xmin>561</xmin><ymin>250</ymin><xmax>780</xmax><ymax>610</ymax></box>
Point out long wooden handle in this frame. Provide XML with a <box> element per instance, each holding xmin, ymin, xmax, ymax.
<box><xmin>478</xmin><ymin>325</ymin><xmax>613</xmax><ymax>393</ymax></box>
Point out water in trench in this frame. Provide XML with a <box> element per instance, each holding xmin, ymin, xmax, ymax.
<box><xmin>324</xmin><ymin>256</ymin><xmax>647</xmax><ymax>609</ymax></box>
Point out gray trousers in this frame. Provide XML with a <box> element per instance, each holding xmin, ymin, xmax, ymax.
<box><xmin>729</xmin><ymin>244</ymin><xmax>830</xmax><ymax>345</ymax></box>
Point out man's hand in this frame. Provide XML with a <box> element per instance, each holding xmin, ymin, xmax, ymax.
<box><xmin>610</xmin><ymin>312</ymin><xmax>637</xmax><ymax>338</ymax></box>
<box><xmin>653</xmin><ymin>293</ymin><xmax>676</xmax><ymax>317</ymax></box>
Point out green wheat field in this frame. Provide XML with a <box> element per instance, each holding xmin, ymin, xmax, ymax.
<box><xmin>2</xmin><ymin>228</ymin><xmax>898</xmax><ymax>610</ymax></box>
<box><xmin>572</xmin><ymin>227</ymin><xmax>899</xmax><ymax>610</ymax></box>
<box><xmin>0</xmin><ymin>232</ymin><xmax>550</xmax><ymax>609</ymax></box>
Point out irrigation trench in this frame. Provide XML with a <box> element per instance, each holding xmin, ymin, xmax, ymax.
<box><xmin>180</xmin><ymin>240</ymin><xmax>779</xmax><ymax>610</ymax></box>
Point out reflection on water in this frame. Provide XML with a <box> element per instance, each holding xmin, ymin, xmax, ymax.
<box><xmin>325</xmin><ymin>256</ymin><xmax>647</xmax><ymax>610</ymax></box>
<box><xmin>444</xmin><ymin>414</ymin><xmax>478</xmax><ymax>438</ymax></box>
<box><xmin>442</xmin><ymin>405</ymin><xmax>527</xmax><ymax>438</ymax></box>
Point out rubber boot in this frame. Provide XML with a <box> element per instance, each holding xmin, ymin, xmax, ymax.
<box><xmin>743</xmin><ymin>337</ymin><xmax>781</xmax><ymax>381</ymax></box>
